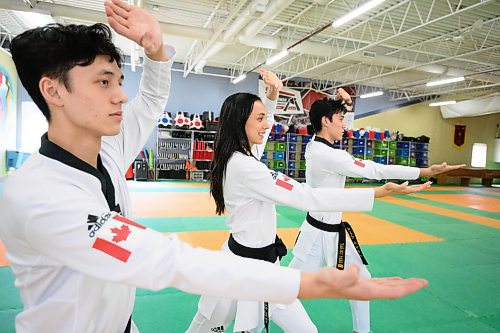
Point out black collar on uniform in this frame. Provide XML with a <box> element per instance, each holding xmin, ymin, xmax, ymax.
<box><xmin>39</xmin><ymin>133</ymin><xmax>120</xmax><ymax>213</ymax></box>
<box><xmin>314</xmin><ymin>135</ymin><xmax>335</xmax><ymax>149</ymax></box>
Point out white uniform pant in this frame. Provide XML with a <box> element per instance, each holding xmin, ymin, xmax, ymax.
<box><xmin>289</xmin><ymin>234</ymin><xmax>371</xmax><ymax>333</ymax></box>
<box><xmin>186</xmin><ymin>298</ymin><xmax>317</xmax><ymax>333</ymax></box>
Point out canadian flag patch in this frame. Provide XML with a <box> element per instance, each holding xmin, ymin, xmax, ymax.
<box><xmin>354</xmin><ymin>160</ymin><xmax>365</xmax><ymax>168</ymax></box>
<box><xmin>90</xmin><ymin>213</ymin><xmax>146</xmax><ymax>263</ymax></box>
<box><xmin>271</xmin><ymin>171</ymin><xmax>294</xmax><ymax>191</ymax></box>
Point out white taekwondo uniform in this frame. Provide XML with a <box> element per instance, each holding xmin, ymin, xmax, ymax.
<box><xmin>186</xmin><ymin>99</ymin><xmax>377</xmax><ymax>333</ymax></box>
<box><xmin>0</xmin><ymin>48</ymin><xmax>302</xmax><ymax>333</ymax></box>
<box><xmin>290</xmin><ymin>136</ymin><xmax>420</xmax><ymax>333</ymax></box>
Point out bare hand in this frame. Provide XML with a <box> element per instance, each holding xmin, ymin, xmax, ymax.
<box><xmin>259</xmin><ymin>69</ymin><xmax>283</xmax><ymax>91</ymax></box>
<box><xmin>104</xmin><ymin>0</ymin><xmax>165</xmax><ymax>59</ymax></box>
<box><xmin>336</xmin><ymin>88</ymin><xmax>352</xmax><ymax>104</ymax></box>
<box><xmin>374</xmin><ymin>181</ymin><xmax>432</xmax><ymax>197</ymax></box>
<box><xmin>299</xmin><ymin>265</ymin><xmax>428</xmax><ymax>300</ymax></box>
<box><xmin>421</xmin><ymin>162</ymin><xmax>466</xmax><ymax>176</ymax></box>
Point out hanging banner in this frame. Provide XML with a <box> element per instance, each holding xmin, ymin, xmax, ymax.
<box><xmin>259</xmin><ymin>81</ymin><xmax>304</xmax><ymax>114</ymax></box>
<box><xmin>453</xmin><ymin>125</ymin><xmax>466</xmax><ymax>149</ymax></box>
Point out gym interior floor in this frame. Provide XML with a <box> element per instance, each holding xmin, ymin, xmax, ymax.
<box><xmin>0</xmin><ymin>181</ymin><xmax>499</xmax><ymax>332</ymax></box>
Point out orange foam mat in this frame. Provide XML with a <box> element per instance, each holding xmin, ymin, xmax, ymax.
<box><xmin>411</xmin><ymin>193</ymin><xmax>500</xmax><ymax>213</ymax></box>
<box><xmin>169</xmin><ymin>214</ymin><xmax>441</xmax><ymax>251</ymax></box>
<box><xmin>0</xmin><ymin>240</ymin><xmax>9</xmax><ymax>267</ymax></box>
<box><xmin>130</xmin><ymin>192</ymin><xmax>218</xmax><ymax>217</ymax></box>
<box><xmin>378</xmin><ymin>197</ymin><xmax>500</xmax><ymax>229</ymax></box>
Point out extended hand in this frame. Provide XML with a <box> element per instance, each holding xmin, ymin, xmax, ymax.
<box><xmin>259</xmin><ymin>69</ymin><xmax>283</xmax><ymax>91</ymax></box>
<box><xmin>336</xmin><ymin>88</ymin><xmax>352</xmax><ymax>104</ymax></box>
<box><xmin>299</xmin><ymin>265</ymin><xmax>428</xmax><ymax>300</ymax></box>
<box><xmin>104</xmin><ymin>0</ymin><xmax>165</xmax><ymax>59</ymax></box>
<box><xmin>374</xmin><ymin>181</ymin><xmax>432</xmax><ymax>197</ymax></box>
<box><xmin>422</xmin><ymin>162</ymin><xmax>466</xmax><ymax>176</ymax></box>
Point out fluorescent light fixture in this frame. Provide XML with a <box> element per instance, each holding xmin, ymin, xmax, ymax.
<box><xmin>426</xmin><ymin>76</ymin><xmax>465</xmax><ymax>87</ymax></box>
<box><xmin>471</xmin><ymin>143</ymin><xmax>487</xmax><ymax>168</ymax></box>
<box><xmin>232</xmin><ymin>73</ymin><xmax>247</xmax><ymax>84</ymax></box>
<box><xmin>360</xmin><ymin>91</ymin><xmax>383</xmax><ymax>99</ymax></box>
<box><xmin>265</xmin><ymin>49</ymin><xmax>289</xmax><ymax>65</ymax></box>
<box><xmin>429</xmin><ymin>100</ymin><xmax>456</xmax><ymax>107</ymax></box>
<box><xmin>332</xmin><ymin>0</ymin><xmax>386</xmax><ymax>28</ymax></box>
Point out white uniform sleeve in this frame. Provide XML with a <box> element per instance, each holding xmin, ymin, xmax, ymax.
<box><xmin>20</xmin><ymin>199</ymin><xmax>300</xmax><ymax>304</ymax></box>
<box><xmin>252</xmin><ymin>96</ymin><xmax>277</xmax><ymax>160</ymax></box>
<box><xmin>325</xmin><ymin>149</ymin><xmax>420</xmax><ymax>180</ymax></box>
<box><xmin>101</xmin><ymin>45</ymin><xmax>176</xmax><ymax>174</ymax></box>
<box><xmin>238</xmin><ymin>158</ymin><xmax>374</xmax><ymax>212</ymax></box>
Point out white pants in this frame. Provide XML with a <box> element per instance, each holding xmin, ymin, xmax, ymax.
<box><xmin>289</xmin><ymin>232</ymin><xmax>371</xmax><ymax>333</ymax></box>
<box><xmin>185</xmin><ymin>298</ymin><xmax>318</xmax><ymax>333</ymax></box>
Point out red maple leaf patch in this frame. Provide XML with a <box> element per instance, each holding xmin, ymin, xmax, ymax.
<box><xmin>111</xmin><ymin>224</ymin><xmax>131</xmax><ymax>243</ymax></box>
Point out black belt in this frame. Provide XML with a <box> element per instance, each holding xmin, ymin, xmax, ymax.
<box><xmin>306</xmin><ymin>213</ymin><xmax>368</xmax><ymax>269</ymax></box>
<box><xmin>124</xmin><ymin>316</ymin><xmax>131</xmax><ymax>333</ymax></box>
<box><xmin>228</xmin><ymin>234</ymin><xmax>287</xmax><ymax>333</ymax></box>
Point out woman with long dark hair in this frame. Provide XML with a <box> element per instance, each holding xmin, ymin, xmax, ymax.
<box><xmin>186</xmin><ymin>70</ymin><xmax>429</xmax><ymax>333</ymax></box>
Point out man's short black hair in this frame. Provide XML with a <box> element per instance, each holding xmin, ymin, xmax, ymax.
<box><xmin>10</xmin><ymin>23</ymin><xmax>122</xmax><ymax>122</ymax></box>
<box><xmin>309</xmin><ymin>98</ymin><xmax>346</xmax><ymax>134</ymax></box>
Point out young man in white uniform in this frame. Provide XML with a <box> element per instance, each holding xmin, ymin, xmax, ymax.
<box><xmin>289</xmin><ymin>89</ymin><xmax>464</xmax><ymax>333</ymax></box>
<box><xmin>187</xmin><ymin>74</ymin><xmax>432</xmax><ymax>333</ymax></box>
<box><xmin>0</xmin><ymin>2</ymin><xmax>430</xmax><ymax>331</ymax></box>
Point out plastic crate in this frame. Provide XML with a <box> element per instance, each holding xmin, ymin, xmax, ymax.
<box><xmin>287</xmin><ymin>170</ymin><xmax>296</xmax><ymax>178</ymax></box>
<box><xmin>416</xmin><ymin>143</ymin><xmax>429</xmax><ymax>151</ymax></box>
<box><xmin>288</xmin><ymin>143</ymin><xmax>297</xmax><ymax>152</ymax></box>
<box><xmin>389</xmin><ymin>141</ymin><xmax>397</xmax><ymax>149</ymax></box>
<box><xmin>273</xmin><ymin>160</ymin><xmax>286</xmax><ymax>169</ymax></box>
<box><xmin>373</xmin><ymin>156</ymin><xmax>387</xmax><ymax>164</ymax></box>
<box><xmin>410</xmin><ymin>158</ymin><xmax>417</xmax><ymax>166</ymax></box>
<box><xmin>415</xmin><ymin>151</ymin><xmax>428</xmax><ymax>159</ymax></box>
<box><xmin>288</xmin><ymin>161</ymin><xmax>296</xmax><ymax>169</ymax></box>
<box><xmin>396</xmin><ymin>142</ymin><xmax>410</xmax><ymax>149</ymax></box>
<box><xmin>396</xmin><ymin>157</ymin><xmax>409</xmax><ymax>165</ymax></box>
<box><xmin>416</xmin><ymin>158</ymin><xmax>428</xmax><ymax>167</ymax></box>
<box><xmin>353</xmin><ymin>147</ymin><xmax>365</xmax><ymax>155</ymax></box>
<box><xmin>366</xmin><ymin>140</ymin><xmax>374</xmax><ymax>148</ymax></box>
<box><xmin>389</xmin><ymin>149</ymin><xmax>396</xmax><ymax>157</ymax></box>
<box><xmin>273</xmin><ymin>151</ymin><xmax>285</xmax><ymax>160</ymax></box>
<box><xmin>301</xmin><ymin>135</ymin><xmax>311</xmax><ymax>143</ymax></box>
<box><xmin>410</xmin><ymin>143</ymin><xmax>417</xmax><ymax>150</ymax></box>
<box><xmin>288</xmin><ymin>152</ymin><xmax>296</xmax><ymax>160</ymax></box>
<box><xmin>288</xmin><ymin>134</ymin><xmax>299</xmax><ymax>142</ymax></box>
<box><xmin>274</xmin><ymin>142</ymin><xmax>286</xmax><ymax>151</ymax></box>
<box><xmin>396</xmin><ymin>149</ymin><xmax>410</xmax><ymax>157</ymax></box>
<box><xmin>353</xmin><ymin>138</ymin><xmax>365</xmax><ymax>146</ymax></box>
<box><xmin>299</xmin><ymin>160</ymin><xmax>306</xmax><ymax>170</ymax></box>
<box><xmin>374</xmin><ymin>141</ymin><xmax>388</xmax><ymax>149</ymax></box>
<box><xmin>365</xmin><ymin>148</ymin><xmax>373</xmax><ymax>156</ymax></box>
<box><xmin>298</xmin><ymin>170</ymin><xmax>306</xmax><ymax>178</ymax></box>
<box><xmin>388</xmin><ymin>157</ymin><xmax>395</xmax><ymax>164</ymax></box>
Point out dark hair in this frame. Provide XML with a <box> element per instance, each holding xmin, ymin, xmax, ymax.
<box><xmin>10</xmin><ymin>23</ymin><xmax>122</xmax><ymax>122</ymax></box>
<box><xmin>309</xmin><ymin>99</ymin><xmax>346</xmax><ymax>134</ymax></box>
<box><xmin>210</xmin><ymin>93</ymin><xmax>262</xmax><ymax>215</ymax></box>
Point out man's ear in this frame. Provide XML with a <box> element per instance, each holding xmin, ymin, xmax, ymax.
<box><xmin>39</xmin><ymin>77</ymin><xmax>64</xmax><ymax>107</ymax></box>
<box><xmin>321</xmin><ymin>115</ymin><xmax>330</xmax><ymax>128</ymax></box>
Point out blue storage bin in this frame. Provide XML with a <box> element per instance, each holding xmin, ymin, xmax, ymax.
<box><xmin>354</xmin><ymin>139</ymin><xmax>365</xmax><ymax>146</ymax></box>
<box><xmin>397</xmin><ymin>142</ymin><xmax>410</xmax><ymax>149</ymax></box>
<box><xmin>288</xmin><ymin>143</ymin><xmax>297</xmax><ymax>152</ymax></box>
<box><xmin>342</xmin><ymin>138</ymin><xmax>349</xmax><ymax>146</ymax></box>
<box><xmin>416</xmin><ymin>158</ymin><xmax>428</xmax><ymax>167</ymax></box>
<box><xmin>261</xmin><ymin>151</ymin><xmax>268</xmax><ymax>160</ymax></box>
<box><xmin>273</xmin><ymin>151</ymin><xmax>285</xmax><ymax>160</ymax></box>
<box><xmin>366</xmin><ymin>140</ymin><xmax>374</xmax><ymax>148</ymax></box>
<box><xmin>301</xmin><ymin>145</ymin><xmax>307</xmax><ymax>152</ymax></box>
<box><xmin>353</xmin><ymin>148</ymin><xmax>365</xmax><ymax>155</ymax></box>
<box><xmin>276</xmin><ymin>133</ymin><xmax>287</xmax><ymax>142</ymax></box>
<box><xmin>395</xmin><ymin>149</ymin><xmax>410</xmax><ymax>157</ymax></box>
<box><xmin>288</xmin><ymin>134</ymin><xmax>298</xmax><ymax>142</ymax></box>
<box><xmin>287</xmin><ymin>170</ymin><xmax>296</xmax><ymax>178</ymax></box>
<box><xmin>301</xmin><ymin>135</ymin><xmax>311</xmax><ymax>143</ymax></box>
<box><xmin>415</xmin><ymin>151</ymin><xmax>428</xmax><ymax>159</ymax></box>
<box><xmin>365</xmin><ymin>148</ymin><xmax>373</xmax><ymax>156</ymax></box>
<box><xmin>288</xmin><ymin>161</ymin><xmax>296</xmax><ymax>169</ymax></box>
<box><xmin>298</xmin><ymin>170</ymin><xmax>306</xmax><ymax>178</ymax></box>
<box><xmin>416</xmin><ymin>143</ymin><xmax>429</xmax><ymax>151</ymax></box>
<box><xmin>410</xmin><ymin>143</ymin><xmax>417</xmax><ymax>150</ymax></box>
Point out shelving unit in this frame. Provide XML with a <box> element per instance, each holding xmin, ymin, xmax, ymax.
<box><xmin>156</xmin><ymin>128</ymin><xmax>215</xmax><ymax>180</ymax></box>
<box><xmin>261</xmin><ymin>133</ymin><xmax>430</xmax><ymax>182</ymax></box>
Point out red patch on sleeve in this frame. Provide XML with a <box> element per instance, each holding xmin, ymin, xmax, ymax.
<box><xmin>276</xmin><ymin>178</ymin><xmax>293</xmax><ymax>191</ymax></box>
<box><xmin>93</xmin><ymin>238</ymin><xmax>131</xmax><ymax>263</ymax></box>
<box><xmin>354</xmin><ymin>160</ymin><xmax>365</xmax><ymax>168</ymax></box>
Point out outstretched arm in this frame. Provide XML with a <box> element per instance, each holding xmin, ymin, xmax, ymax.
<box><xmin>299</xmin><ymin>265</ymin><xmax>428</xmax><ymax>300</ymax></box>
<box><xmin>104</xmin><ymin>0</ymin><xmax>168</xmax><ymax>61</ymax></box>
<box><xmin>373</xmin><ymin>181</ymin><xmax>432</xmax><ymax>197</ymax></box>
<box><xmin>419</xmin><ymin>162</ymin><xmax>466</xmax><ymax>177</ymax></box>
